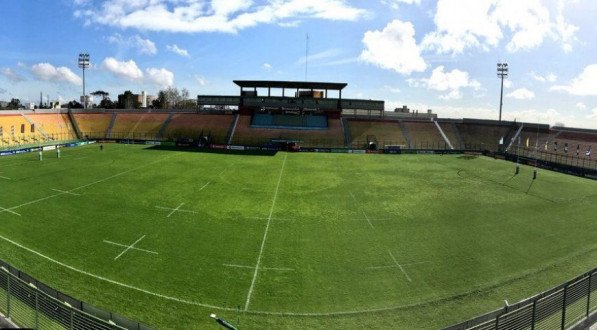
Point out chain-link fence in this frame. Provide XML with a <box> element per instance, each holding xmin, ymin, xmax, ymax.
<box><xmin>0</xmin><ymin>260</ymin><xmax>151</xmax><ymax>330</ymax></box>
<box><xmin>445</xmin><ymin>268</ymin><xmax>597</xmax><ymax>330</ymax></box>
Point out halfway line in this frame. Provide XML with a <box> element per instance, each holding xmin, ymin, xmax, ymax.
<box><xmin>244</xmin><ymin>153</ymin><xmax>288</xmax><ymax>311</ymax></box>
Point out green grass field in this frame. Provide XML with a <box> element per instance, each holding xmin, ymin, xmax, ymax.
<box><xmin>0</xmin><ymin>144</ymin><xmax>596</xmax><ymax>329</ymax></box>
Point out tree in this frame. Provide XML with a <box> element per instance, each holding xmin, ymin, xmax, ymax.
<box><xmin>7</xmin><ymin>98</ymin><xmax>21</xmax><ymax>109</ymax></box>
<box><xmin>154</xmin><ymin>87</ymin><xmax>192</xmax><ymax>109</ymax></box>
<box><xmin>99</xmin><ymin>98</ymin><xmax>116</xmax><ymax>109</ymax></box>
<box><xmin>91</xmin><ymin>90</ymin><xmax>109</xmax><ymax>100</ymax></box>
<box><xmin>118</xmin><ymin>90</ymin><xmax>140</xmax><ymax>109</ymax></box>
<box><xmin>68</xmin><ymin>100</ymin><xmax>83</xmax><ymax>109</ymax></box>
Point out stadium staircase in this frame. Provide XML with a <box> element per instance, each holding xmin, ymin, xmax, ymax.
<box><xmin>505</xmin><ymin>124</ymin><xmax>524</xmax><ymax>152</ymax></box>
<box><xmin>226</xmin><ymin>113</ymin><xmax>239</xmax><ymax>145</ymax></box>
<box><xmin>67</xmin><ymin>109</ymin><xmax>83</xmax><ymax>139</ymax></box>
<box><xmin>21</xmin><ymin>114</ymin><xmax>50</xmax><ymax>140</ymax></box>
<box><xmin>106</xmin><ymin>113</ymin><xmax>117</xmax><ymax>138</ymax></box>
<box><xmin>433</xmin><ymin>120</ymin><xmax>454</xmax><ymax>149</ymax></box>
<box><xmin>399</xmin><ymin>121</ymin><xmax>413</xmax><ymax>148</ymax></box>
<box><xmin>155</xmin><ymin>113</ymin><xmax>174</xmax><ymax>140</ymax></box>
<box><xmin>341</xmin><ymin>117</ymin><xmax>352</xmax><ymax>147</ymax></box>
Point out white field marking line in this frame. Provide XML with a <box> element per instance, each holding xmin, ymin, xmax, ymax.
<box><xmin>388</xmin><ymin>250</ymin><xmax>412</xmax><ymax>282</ymax></box>
<box><xmin>248</xmin><ymin>216</ymin><xmax>295</xmax><ymax>221</ymax></box>
<box><xmin>0</xmin><ymin>153</ymin><xmax>177</xmax><ymax>215</ymax></box>
<box><xmin>198</xmin><ymin>182</ymin><xmax>211</xmax><ymax>191</ymax></box>
<box><xmin>0</xmin><ymin>206</ymin><xmax>20</xmax><ymax>216</ymax></box>
<box><xmin>362</xmin><ymin>211</ymin><xmax>375</xmax><ymax>229</ymax></box>
<box><xmin>367</xmin><ymin>261</ymin><xmax>430</xmax><ymax>270</ymax></box>
<box><xmin>1</xmin><ymin>229</ymin><xmax>591</xmax><ymax>317</ymax></box>
<box><xmin>223</xmin><ymin>264</ymin><xmax>295</xmax><ymax>271</ymax></box>
<box><xmin>103</xmin><ymin>240</ymin><xmax>158</xmax><ymax>255</ymax></box>
<box><xmin>0</xmin><ymin>175</ymin><xmax>10</xmax><ymax>180</ymax></box>
<box><xmin>113</xmin><ymin>235</ymin><xmax>146</xmax><ymax>260</ymax></box>
<box><xmin>349</xmin><ymin>192</ymin><xmax>375</xmax><ymax>229</ymax></box>
<box><xmin>155</xmin><ymin>205</ymin><xmax>198</xmax><ymax>215</ymax></box>
<box><xmin>51</xmin><ymin>188</ymin><xmax>80</xmax><ymax>196</ymax></box>
<box><xmin>0</xmin><ymin>233</ymin><xmax>236</xmax><ymax>312</ymax></box>
<box><xmin>166</xmin><ymin>203</ymin><xmax>185</xmax><ymax>218</ymax></box>
<box><xmin>244</xmin><ymin>152</ymin><xmax>288</xmax><ymax>311</ymax></box>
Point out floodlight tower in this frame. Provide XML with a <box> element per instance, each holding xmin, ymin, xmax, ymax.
<box><xmin>78</xmin><ymin>53</ymin><xmax>90</xmax><ymax>109</ymax></box>
<box><xmin>497</xmin><ymin>62</ymin><xmax>508</xmax><ymax>122</ymax></box>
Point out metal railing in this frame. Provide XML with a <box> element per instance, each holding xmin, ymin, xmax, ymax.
<box><xmin>445</xmin><ymin>268</ymin><xmax>597</xmax><ymax>330</ymax></box>
<box><xmin>0</xmin><ymin>260</ymin><xmax>151</xmax><ymax>330</ymax></box>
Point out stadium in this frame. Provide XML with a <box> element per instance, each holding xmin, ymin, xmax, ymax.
<box><xmin>0</xmin><ymin>79</ymin><xmax>596</xmax><ymax>329</ymax></box>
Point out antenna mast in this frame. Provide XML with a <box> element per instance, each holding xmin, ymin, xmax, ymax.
<box><xmin>305</xmin><ymin>33</ymin><xmax>309</xmax><ymax>81</ymax></box>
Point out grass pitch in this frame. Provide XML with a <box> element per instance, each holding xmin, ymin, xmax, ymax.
<box><xmin>0</xmin><ymin>144</ymin><xmax>596</xmax><ymax>329</ymax></box>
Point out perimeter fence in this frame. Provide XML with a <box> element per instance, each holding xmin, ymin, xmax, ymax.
<box><xmin>0</xmin><ymin>260</ymin><xmax>151</xmax><ymax>330</ymax></box>
<box><xmin>445</xmin><ymin>268</ymin><xmax>597</xmax><ymax>330</ymax></box>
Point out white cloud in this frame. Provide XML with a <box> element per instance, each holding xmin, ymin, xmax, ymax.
<box><xmin>146</xmin><ymin>67</ymin><xmax>174</xmax><ymax>88</ymax></box>
<box><xmin>101</xmin><ymin>57</ymin><xmax>144</xmax><ymax>81</ymax></box>
<box><xmin>278</xmin><ymin>20</ymin><xmax>301</xmax><ymax>28</ymax></box>
<box><xmin>195</xmin><ymin>75</ymin><xmax>207</xmax><ymax>86</ymax></box>
<box><xmin>551</xmin><ymin>64</ymin><xmax>597</xmax><ymax>96</ymax></box>
<box><xmin>384</xmin><ymin>85</ymin><xmax>401</xmax><ymax>93</ymax></box>
<box><xmin>589</xmin><ymin>108</ymin><xmax>597</xmax><ymax>120</ymax></box>
<box><xmin>76</xmin><ymin>0</ymin><xmax>367</xmax><ymax>33</ymax></box>
<box><xmin>108</xmin><ymin>34</ymin><xmax>157</xmax><ymax>55</ymax></box>
<box><xmin>576</xmin><ymin>102</ymin><xmax>586</xmax><ymax>110</ymax></box>
<box><xmin>503</xmin><ymin>80</ymin><xmax>513</xmax><ymax>89</ymax></box>
<box><xmin>166</xmin><ymin>44</ymin><xmax>189</xmax><ymax>57</ymax></box>
<box><xmin>410</xmin><ymin>66</ymin><xmax>481</xmax><ymax>100</ymax></box>
<box><xmin>506</xmin><ymin>88</ymin><xmax>535</xmax><ymax>100</ymax></box>
<box><xmin>1</xmin><ymin>67</ymin><xmax>26</xmax><ymax>83</ymax></box>
<box><xmin>262</xmin><ymin>63</ymin><xmax>273</xmax><ymax>71</ymax></box>
<box><xmin>31</xmin><ymin>63</ymin><xmax>82</xmax><ymax>86</ymax></box>
<box><xmin>530</xmin><ymin>71</ymin><xmax>557</xmax><ymax>83</ymax></box>
<box><xmin>360</xmin><ymin>19</ymin><xmax>427</xmax><ymax>75</ymax></box>
<box><xmin>133</xmin><ymin>35</ymin><xmax>157</xmax><ymax>55</ymax></box>
<box><xmin>297</xmin><ymin>49</ymin><xmax>341</xmax><ymax>65</ymax></box>
<box><xmin>422</xmin><ymin>0</ymin><xmax>575</xmax><ymax>55</ymax></box>
<box><xmin>382</xmin><ymin>0</ymin><xmax>421</xmax><ymax>10</ymax></box>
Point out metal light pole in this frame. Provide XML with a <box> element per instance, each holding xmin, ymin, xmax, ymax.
<box><xmin>497</xmin><ymin>62</ymin><xmax>508</xmax><ymax>122</ymax></box>
<box><xmin>78</xmin><ymin>53</ymin><xmax>90</xmax><ymax>109</ymax></box>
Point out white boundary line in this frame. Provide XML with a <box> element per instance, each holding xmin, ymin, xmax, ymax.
<box><xmin>155</xmin><ymin>205</ymin><xmax>198</xmax><ymax>215</ymax></box>
<box><xmin>223</xmin><ymin>264</ymin><xmax>294</xmax><ymax>271</ymax></box>
<box><xmin>0</xmin><ymin>206</ymin><xmax>20</xmax><ymax>216</ymax></box>
<box><xmin>51</xmin><ymin>188</ymin><xmax>81</xmax><ymax>196</ymax></box>
<box><xmin>0</xmin><ymin>154</ymin><xmax>176</xmax><ymax>215</ymax></box>
<box><xmin>244</xmin><ymin>152</ymin><xmax>288</xmax><ymax>311</ymax></box>
<box><xmin>103</xmin><ymin>240</ymin><xmax>158</xmax><ymax>255</ymax></box>
<box><xmin>114</xmin><ymin>235</ymin><xmax>146</xmax><ymax>260</ymax></box>
<box><xmin>0</xmin><ymin>175</ymin><xmax>10</xmax><ymax>180</ymax></box>
<box><xmin>198</xmin><ymin>182</ymin><xmax>211</xmax><ymax>191</ymax></box>
<box><xmin>166</xmin><ymin>203</ymin><xmax>184</xmax><ymax>218</ymax></box>
<box><xmin>388</xmin><ymin>250</ymin><xmax>412</xmax><ymax>282</ymax></box>
<box><xmin>349</xmin><ymin>192</ymin><xmax>375</xmax><ymax>229</ymax></box>
<box><xmin>362</xmin><ymin>211</ymin><xmax>375</xmax><ymax>229</ymax></box>
<box><xmin>0</xmin><ymin>231</ymin><xmax>589</xmax><ymax>317</ymax></box>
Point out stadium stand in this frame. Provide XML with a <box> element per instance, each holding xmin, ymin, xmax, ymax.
<box><xmin>251</xmin><ymin>113</ymin><xmax>328</xmax><ymax>129</ymax></box>
<box><xmin>109</xmin><ymin>113</ymin><xmax>169</xmax><ymax>140</ymax></box>
<box><xmin>26</xmin><ymin>113</ymin><xmax>77</xmax><ymax>141</ymax></box>
<box><xmin>72</xmin><ymin>113</ymin><xmax>113</xmax><ymax>139</ymax></box>
<box><xmin>456</xmin><ymin>121</ymin><xmax>511</xmax><ymax>151</ymax></box>
<box><xmin>438</xmin><ymin>122</ymin><xmax>463</xmax><ymax>149</ymax></box>
<box><xmin>232</xmin><ymin>115</ymin><xmax>344</xmax><ymax>147</ymax></box>
<box><xmin>348</xmin><ymin>119</ymin><xmax>408</xmax><ymax>148</ymax></box>
<box><xmin>0</xmin><ymin>114</ymin><xmax>43</xmax><ymax>148</ymax></box>
<box><xmin>161</xmin><ymin>113</ymin><xmax>234</xmax><ymax>144</ymax></box>
<box><xmin>402</xmin><ymin>120</ymin><xmax>447</xmax><ymax>149</ymax></box>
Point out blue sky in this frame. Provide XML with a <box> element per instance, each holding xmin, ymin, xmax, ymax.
<box><xmin>1</xmin><ymin>0</ymin><xmax>596</xmax><ymax>128</ymax></box>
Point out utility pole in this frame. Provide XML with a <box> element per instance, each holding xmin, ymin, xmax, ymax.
<box><xmin>497</xmin><ymin>62</ymin><xmax>508</xmax><ymax>122</ymax></box>
<box><xmin>78</xmin><ymin>53</ymin><xmax>90</xmax><ymax>109</ymax></box>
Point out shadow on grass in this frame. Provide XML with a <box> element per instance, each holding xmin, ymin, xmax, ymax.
<box><xmin>144</xmin><ymin>145</ymin><xmax>278</xmax><ymax>156</ymax></box>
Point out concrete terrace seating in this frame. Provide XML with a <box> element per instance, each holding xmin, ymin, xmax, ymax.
<box><xmin>456</xmin><ymin>123</ymin><xmax>510</xmax><ymax>151</ymax></box>
<box><xmin>348</xmin><ymin>120</ymin><xmax>407</xmax><ymax>148</ymax></box>
<box><xmin>73</xmin><ymin>113</ymin><xmax>113</xmax><ymax>138</ymax></box>
<box><xmin>232</xmin><ymin>115</ymin><xmax>344</xmax><ymax>147</ymax></box>
<box><xmin>251</xmin><ymin>113</ymin><xmax>328</xmax><ymax>129</ymax></box>
<box><xmin>0</xmin><ymin>115</ymin><xmax>44</xmax><ymax>148</ymax></box>
<box><xmin>438</xmin><ymin>122</ymin><xmax>462</xmax><ymax>149</ymax></box>
<box><xmin>27</xmin><ymin>114</ymin><xmax>77</xmax><ymax>141</ymax></box>
<box><xmin>402</xmin><ymin>121</ymin><xmax>447</xmax><ymax>149</ymax></box>
<box><xmin>162</xmin><ymin>113</ymin><xmax>234</xmax><ymax>144</ymax></box>
<box><xmin>109</xmin><ymin>113</ymin><xmax>169</xmax><ymax>140</ymax></box>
